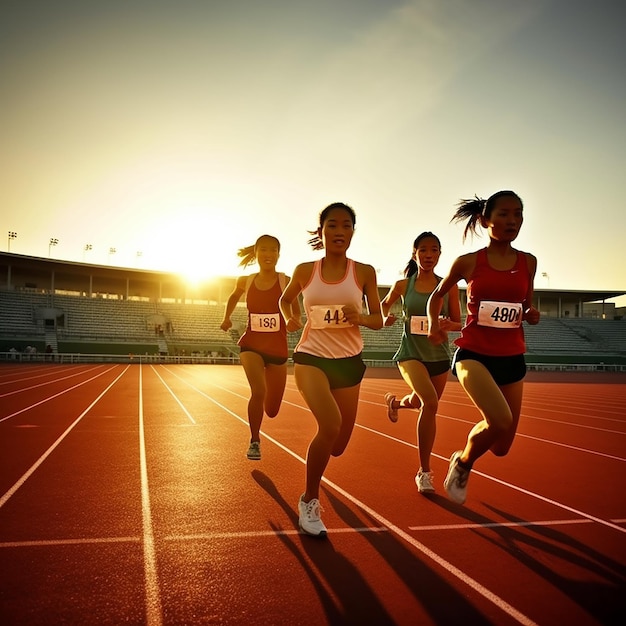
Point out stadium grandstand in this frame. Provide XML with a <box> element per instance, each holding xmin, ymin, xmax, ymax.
<box><xmin>1</xmin><ymin>251</ymin><xmax>625</xmax><ymax>371</ymax></box>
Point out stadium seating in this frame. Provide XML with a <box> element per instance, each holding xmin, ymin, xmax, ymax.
<box><xmin>1</xmin><ymin>291</ymin><xmax>624</xmax><ymax>364</ymax></box>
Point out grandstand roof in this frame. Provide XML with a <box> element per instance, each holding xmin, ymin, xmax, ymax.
<box><xmin>1</xmin><ymin>251</ymin><xmax>625</xmax><ymax>304</ymax></box>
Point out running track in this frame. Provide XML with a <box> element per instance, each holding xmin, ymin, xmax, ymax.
<box><xmin>0</xmin><ymin>363</ymin><xmax>624</xmax><ymax>625</ymax></box>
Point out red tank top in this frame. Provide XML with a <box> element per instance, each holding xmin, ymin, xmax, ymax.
<box><xmin>238</xmin><ymin>276</ymin><xmax>288</xmax><ymax>358</ymax></box>
<box><xmin>455</xmin><ymin>248</ymin><xmax>529</xmax><ymax>356</ymax></box>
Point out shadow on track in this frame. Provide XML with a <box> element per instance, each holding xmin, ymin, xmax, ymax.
<box><xmin>252</xmin><ymin>469</ymin><xmax>395</xmax><ymax>624</ymax></box>
<box><xmin>324</xmin><ymin>488</ymin><xmax>493</xmax><ymax>626</ymax></box>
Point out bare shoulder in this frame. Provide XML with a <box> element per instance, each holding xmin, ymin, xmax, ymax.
<box><xmin>354</xmin><ymin>261</ymin><xmax>377</xmax><ymax>282</ymax></box>
<box><xmin>452</xmin><ymin>251</ymin><xmax>478</xmax><ymax>274</ymax></box>
<box><xmin>293</xmin><ymin>261</ymin><xmax>315</xmax><ymax>283</ymax></box>
<box><xmin>520</xmin><ymin>250</ymin><xmax>537</xmax><ymax>272</ymax></box>
<box><xmin>393</xmin><ymin>277</ymin><xmax>409</xmax><ymax>291</ymax></box>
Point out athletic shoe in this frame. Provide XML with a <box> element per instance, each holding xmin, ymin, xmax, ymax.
<box><xmin>384</xmin><ymin>393</ymin><xmax>399</xmax><ymax>423</ymax></box>
<box><xmin>415</xmin><ymin>470</ymin><xmax>435</xmax><ymax>494</ymax></box>
<box><xmin>246</xmin><ymin>441</ymin><xmax>261</xmax><ymax>460</ymax></box>
<box><xmin>298</xmin><ymin>494</ymin><xmax>327</xmax><ymax>537</ymax></box>
<box><xmin>443</xmin><ymin>450</ymin><xmax>469</xmax><ymax>504</ymax></box>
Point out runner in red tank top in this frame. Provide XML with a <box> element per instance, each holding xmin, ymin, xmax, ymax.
<box><xmin>427</xmin><ymin>191</ymin><xmax>540</xmax><ymax>505</ymax></box>
<box><xmin>220</xmin><ymin>235</ymin><xmax>300</xmax><ymax>461</ymax></box>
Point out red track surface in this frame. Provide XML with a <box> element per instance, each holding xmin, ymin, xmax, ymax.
<box><xmin>0</xmin><ymin>363</ymin><xmax>624</xmax><ymax>625</ymax></box>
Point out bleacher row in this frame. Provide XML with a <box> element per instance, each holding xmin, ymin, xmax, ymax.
<box><xmin>1</xmin><ymin>290</ymin><xmax>625</xmax><ymax>360</ymax></box>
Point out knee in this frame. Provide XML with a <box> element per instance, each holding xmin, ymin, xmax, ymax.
<box><xmin>265</xmin><ymin>406</ymin><xmax>279</xmax><ymax>418</ymax></box>
<box><xmin>249</xmin><ymin>384</ymin><xmax>267</xmax><ymax>403</ymax></box>
<box><xmin>491</xmin><ymin>440</ymin><xmax>513</xmax><ymax>457</ymax></box>
<box><xmin>318</xmin><ymin>420</ymin><xmax>341</xmax><ymax>446</ymax></box>
<box><xmin>331</xmin><ymin>444</ymin><xmax>346</xmax><ymax>457</ymax></box>
<box><xmin>419</xmin><ymin>396</ymin><xmax>438</xmax><ymax>415</ymax></box>
<box><xmin>489</xmin><ymin>411</ymin><xmax>513</xmax><ymax>434</ymax></box>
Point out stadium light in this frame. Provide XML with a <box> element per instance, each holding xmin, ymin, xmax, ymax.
<box><xmin>541</xmin><ymin>272</ymin><xmax>550</xmax><ymax>286</ymax></box>
<box><xmin>83</xmin><ymin>243</ymin><xmax>92</xmax><ymax>262</ymax></box>
<box><xmin>48</xmin><ymin>237</ymin><xmax>59</xmax><ymax>257</ymax></box>
<box><xmin>108</xmin><ymin>247</ymin><xmax>117</xmax><ymax>263</ymax></box>
<box><xmin>8</xmin><ymin>231</ymin><xmax>17</xmax><ymax>251</ymax></box>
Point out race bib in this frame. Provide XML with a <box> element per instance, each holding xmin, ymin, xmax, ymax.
<box><xmin>250</xmin><ymin>313</ymin><xmax>280</xmax><ymax>332</ymax></box>
<box><xmin>309</xmin><ymin>305</ymin><xmax>351</xmax><ymax>329</ymax></box>
<box><xmin>477</xmin><ymin>301</ymin><xmax>522</xmax><ymax>328</ymax></box>
<box><xmin>410</xmin><ymin>315</ymin><xmax>429</xmax><ymax>335</ymax></box>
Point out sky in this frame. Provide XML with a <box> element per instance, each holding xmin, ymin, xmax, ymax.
<box><xmin>2</xmin><ymin>0</ymin><xmax>625</xmax><ymax>305</ymax></box>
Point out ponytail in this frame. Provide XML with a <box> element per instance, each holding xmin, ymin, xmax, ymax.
<box><xmin>237</xmin><ymin>234</ymin><xmax>281</xmax><ymax>267</ymax></box>
<box><xmin>403</xmin><ymin>258</ymin><xmax>418</xmax><ymax>278</ymax></box>
<box><xmin>452</xmin><ymin>191</ymin><xmax>522</xmax><ymax>241</ymax></box>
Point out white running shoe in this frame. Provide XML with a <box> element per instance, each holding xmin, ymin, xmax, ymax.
<box><xmin>443</xmin><ymin>451</ymin><xmax>469</xmax><ymax>504</ymax></box>
<box><xmin>415</xmin><ymin>469</ymin><xmax>435</xmax><ymax>494</ymax></box>
<box><xmin>246</xmin><ymin>441</ymin><xmax>261</xmax><ymax>460</ymax></box>
<box><xmin>298</xmin><ymin>495</ymin><xmax>327</xmax><ymax>537</ymax></box>
<box><xmin>384</xmin><ymin>393</ymin><xmax>399</xmax><ymax>423</ymax></box>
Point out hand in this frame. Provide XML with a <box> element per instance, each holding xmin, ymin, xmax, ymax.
<box><xmin>427</xmin><ymin>324</ymin><xmax>447</xmax><ymax>345</ymax></box>
<box><xmin>439</xmin><ymin>316</ymin><xmax>458</xmax><ymax>333</ymax></box>
<box><xmin>287</xmin><ymin>317</ymin><xmax>303</xmax><ymax>332</ymax></box>
<box><xmin>220</xmin><ymin>319</ymin><xmax>232</xmax><ymax>332</ymax></box>
<box><xmin>341</xmin><ymin>304</ymin><xmax>361</xmax><ymax>326</ymax></box>
<box><xmin>383</xmin><ymin>313</ymin><xmax>397</xmax><ymax>327</ymax></box>
<box><xmin>524</xmin><ymin>306</ymin><xmax>541</xmax><ymax>325</ymax></box>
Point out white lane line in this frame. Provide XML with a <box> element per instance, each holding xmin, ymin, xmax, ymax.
<box><xmin>0</xmin><ymin>537</ymin><xmax>141</xmax><ymax>548</ymax></box>
<box><xmin>0</xmin><ymin>365</ymin><xmax>106</xmax><ymax>398</ymax></box>
<box><xmin>4</xmin><ymin>517</ymin><xmax>626</xmax><ymax>549</ymax></box>
<box><xmin>155</xmin><ymin>371</ymin><xmax>537</xmax><ymax>626</ymax></box>
<box><xmin>138</xmin><ymin>365</ymin><xmax>163</xmax><ymax>626</ymax></box>
<box><xmin>0</xmin><ymin>366</ymin><xmax>129</xmax><ymax>509</ymax></box>
<box><xmin>0</xmin><ymin>364</ymin><xmax>103</xmax><ymax>388</ymax></box>
<box><xmin>149</xmin><ymin>365</ymin><xmax>196</xmax><ymax>424</ymax></box>
<box><xmin>357</xmin><ymin>423</ymin><xmax>626</xmax><ymax>535</ymax></box>
<box><xmin>0</xmin><ymin>365</ymin><xmax>121</xmax><ymax>423</ymax></box>
<box><xmin>410</xmin><ymin>519</ymin><xmax>597</xmax><ymax>531</ymax></box>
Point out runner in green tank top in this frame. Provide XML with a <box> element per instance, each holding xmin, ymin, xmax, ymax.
<box><xmin>381</xmin><ymin>232</ymin><xmax>461</xmax><ymax>494</ymax></box>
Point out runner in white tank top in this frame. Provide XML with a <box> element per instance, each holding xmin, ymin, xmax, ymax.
<box><xmin>280</xmin><ymin>203</ymin><xmax>383</xmax><ymax>536</ymax></box>
<box><xmin>295</xmin><ymin>257</ymin><xmax>363</xmax><ymax>359</ymax></box>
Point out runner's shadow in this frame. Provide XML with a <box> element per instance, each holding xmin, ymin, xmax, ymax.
<box><xmin>324</xmin><ymin>488</ymin><xmax>493</xmax><ymax>625</ymax></box>
<box><xmin>252</xmin><ymin>470</ymin><xmax>395</xmax><ymax>624</ymax></box>
<box><xmin>432</xmin><ymin>494</ymin><xmax>625</xmax><ymax>624</ymax></box>
<box><xmin>478</xmin><ymin>503</ymin><xmax>626</xmax><ymax>625</ymax></box>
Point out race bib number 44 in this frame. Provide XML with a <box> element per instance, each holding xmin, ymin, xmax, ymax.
<box><xmin>477</xmin><ymin>301</ymin><xmax>522</xmax><ymax>328</ymax></box>
<box><xmin>309</xmin><ymin>305</ymin><xmax>351</xmax><ymax>329</ymax></box>
<box><xmin>250</xmin><ymin>313</ymin><xmax>280</xmax><ymax>332</ymax></box>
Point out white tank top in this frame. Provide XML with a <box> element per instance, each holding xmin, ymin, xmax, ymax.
<box><xmin>295</xmin><ymin>258</ymin><xmax>364</xmax><ymax>358</ymax></box>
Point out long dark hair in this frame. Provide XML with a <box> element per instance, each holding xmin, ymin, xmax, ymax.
<box><xmin>452</xmin><ymin>190</ymin><xmax>523</xmax><ymax>241</ymax></box>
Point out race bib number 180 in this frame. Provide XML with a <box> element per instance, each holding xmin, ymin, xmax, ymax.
<box><xmin>477</xmin><ymin>301</ymin><xmax>522</xmax><ymax>328</ymax></box>
<box><xmin>309</xmin><ymin>305</ymin><xmax>351</xmax><ymax>329</ymax></box>
<box><xmin>250</xmin><ymin>313</ymin><xmax>280</xmax><ymax>332</ymax></box>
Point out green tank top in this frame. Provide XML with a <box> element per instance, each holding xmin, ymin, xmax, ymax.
<box><xmin>392</xmin><ymin>273</ymin><xmax>452</xmax><ymax>363</ymax></box>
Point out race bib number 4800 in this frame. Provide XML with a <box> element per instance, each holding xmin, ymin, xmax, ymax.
<box><xmin>309</xmin><ymin>305</ymin><xmax>351</xmax><ymax>329</ymax></box>
<box><xmin>250</xmin><ymin>313</ymin><xmax>280</xmax><ymax>332</ymax></box>
<box><xmin>477</xmin><ymin>301</ymin><xmax>522</xmax><ymax>328</ymax></box>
